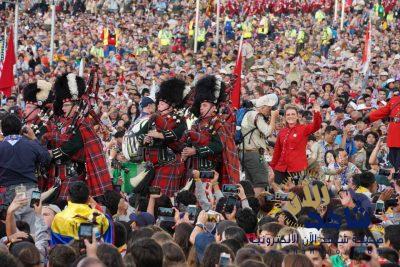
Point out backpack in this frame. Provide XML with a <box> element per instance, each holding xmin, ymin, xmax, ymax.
<box><xmin>234</xmin><ymin>108</ymin><xmax>258</xmax><ymax>145</ymax></box>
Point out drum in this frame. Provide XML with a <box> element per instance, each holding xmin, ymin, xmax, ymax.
<box><xmin>122</xmin><ymin>118</ymin><xmax>149</xmax><ymax>163</ymax></box>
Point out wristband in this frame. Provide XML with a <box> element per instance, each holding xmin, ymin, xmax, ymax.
<box><xmin>195</xmin><ymin>223</ymin><xmax>205</xmax><ymax>229</ymax></box>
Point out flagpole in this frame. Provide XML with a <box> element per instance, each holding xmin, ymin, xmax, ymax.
<box><xmin>215</xmin><ymin>0</ymin><xmax>221</xmax><ymax>47</ymax></box>
<box><xmin>334</xmin><ymin>0</ymin><xmax>338</xmax><ymax>22</ymax></box>
<box><xmin>194</xmin><ymin>0</ymin><xmax>200</xmax><ymax>53</ymax></box>
<box><xmin>340</xmin><ymin>0</ymin><xmax>345</xmax><ymax>30</ymax></box>
<box><xmin>49</xmin><ymin>1</ymin><xmax>56</xmax><ymax>66</ymax></box>
<box><xmin>13</xmin><ymin>0</ymin><xmax>18</xmax><ymax>56</ymax></box>
<box><xmin>237</xmin><ymin>34</ymin><xmax>243</xmax><ymax>65</ymax></box>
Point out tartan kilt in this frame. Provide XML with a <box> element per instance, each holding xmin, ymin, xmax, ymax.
<box><xmin>151</xmin><ymin>155</ymin><xmax>185</xmax><ymax>197</ymax></box>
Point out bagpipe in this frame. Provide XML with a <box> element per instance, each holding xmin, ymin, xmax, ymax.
<box><xmin>65</xmin><ymin>65</ymin><xmax>103</xmax><ymax>135</ymax></box>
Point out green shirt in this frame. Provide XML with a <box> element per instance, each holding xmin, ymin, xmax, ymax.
<box><xmin>330</xmin><ymin>254</ymin><xmax>347</xmax><ymax>267</ymax></box>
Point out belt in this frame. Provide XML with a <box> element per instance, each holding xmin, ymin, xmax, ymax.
<box><xmin>244</xmin><ymin>149</ymin><xmax>259</xmax><ymax>152</ymax></box>
<box><xmin>389</xmin><ymin>117</ymin><xmax>400</xmax><ymax>123</ymax></box>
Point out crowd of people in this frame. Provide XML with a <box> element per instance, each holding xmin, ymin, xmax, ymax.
<box><xmin>0</xmin><ymin>0</ymin><xmax>400</xmax><ymax>266</ymax></box>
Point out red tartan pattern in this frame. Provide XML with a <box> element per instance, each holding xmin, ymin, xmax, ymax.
<box><xmin>143</xmin><ymin>113</ymin><xmax>186</xmax><ymax>197</ymax></box>
<box><xmin>41</xmin><ymin>118</ymin><xmax>84</xmax><ymax>199</ymax></box>
<box><xmin>150</xmin><ymin>154</ymin><xmax>185</xmax><ymax>197</ymax></box>
<box><xmin>189</xmin><ymin>116</ymin><xmax>240</xmax><ymax>185</ymax></box>
<box><xmin>41</xmin><ymin>117</ymin><xmax>112</xmax><ymax>198</ymax></box>
<box><xmin>78</xmin><ymin>118</ymin><xmax>113</xmax><ymax>197</ymax></box>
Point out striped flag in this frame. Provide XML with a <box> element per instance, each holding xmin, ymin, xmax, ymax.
<box><xmin>361</xmin><ymin>19</ymin><xmax>372</xmax><ymax>75</ymax></box>
<box><xmin>0</xmin><ymin>28</ymin><xmax>7</xmax><ymax>74</ymax></box>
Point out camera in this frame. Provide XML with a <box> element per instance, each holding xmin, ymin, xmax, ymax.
<box><xmin>158</xmin><ymin>207</ymin><xmax>175</xmax><ymax>218</ymax></box>
<box><xmin>224</xmin><ymin>195</ymin><xmax>238</xmax><ymax>214</ymax></box>
<box><xmin>222</xmin><ymin>184</ymin><xmax>238</xmax><ymax>195</ymax></box>
<box><xmin>199</xmin><ymin>171</ymin><xmax>214</xmax><ymax>179</ymax></box>
<box><xmin>187</xmin><ymin>205</ymin><xmax>197</xmax><ymax>222</ymax></box>
<box><xmin>206</xmin><ymin>211</ymin><xmax>219</xmax><ymax>223</ymax></box>
<box><xmin>275</xmin><ymin>192</ymin><xmax>289</xmax><ymax>201</ymax></box>
<box><xmin>30</xmin><ymin>190</ymin><xmax>41</xmax><ymax>208</ymax></box>
<box><xmin>149</xmin><ymin>186</ymin><xmax>161</xmax><ymax>195</ymax></box>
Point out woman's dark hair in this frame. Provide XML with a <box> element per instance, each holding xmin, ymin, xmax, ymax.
<box><xmin>48</xmin><ymin>245</ymin><xmax>77</xmax><ymax>267</ymax></box>
<box><xmin>202</xmin><ymin>243</ymin><xmax>234</xmax><ymax>267</ymax></box>
<box><xmin>9</xmin><ymin>241</ymin><xmax>41</xmax><ymax>267</ymax></box>
<box><xmin>1</xmin><ymin>114</ymin><xmax>22</xmax><ymax>136</ymax></box>
<box><xmin>103</xmin><ymin>190</ymin><xmax>122</xmax><ymax>216</ymax></box>
<box><xmin>114</xmin><ymin>221</ymin><xmax>128</xmax><ymax>248</ymax></box>
<box><xmin>221</xmin><ymin>239</ymin><xmax>242</xmax><ymax>255</ymax></box>
<box><xmin>129</xmin><ymin>238</ymin><xmax>163</xmax><ymax>267</ymax></box>
<box><xmin>0</xmin><ymin>251</ymin><xmax>20</xmax><ymax>267</ymax></box>
<box><xmin>123</xmin><ymin>253</ymin><xmax>137</xmax><ymax>267</ymax></box>
<box><xmin>235</xmin><ymin>247</ymin><xmax>263</xmax><ymax>265</ymax></box>
<box><xmin>263</xmin><ymin>250</ymin><xmax>285</xmax><ymax>267</ymax></box>
<box><xmin>283</xmin><ymin>254</ymin><xmax>313</xmax><ymax>267</ymax></box>
<box><xmin>364</xmin><ymin>131</ymin><xmax>379</xmax><ymax>144</ymax></box>
<box><xmin>173</xmin><ymin>222</ymin><xmax>193</xmax><ymax>257</ymax></box>
<box><xmin>324</xmin><ymin>149</ymin><xmax>335</xmax><ymax>166</ymax></box>
<box><xmin>236</xmin><ymin>208</ymin><xmax>257</xmax><ymax>234</ymax></box>
<box><xmin>161</xmin><ymin>242</ymin><xmax>186</xmax><ymax>267</ymax></box>
<box><xmin>224</xmin><ymin>226</ymin><xmax>248</xmax><ymax>246</ymax></box>
<box><xmin>128</xmin><ymin>102</ymin><xmax>140</xmax><ymax>123</ymax></box>
<box><xmin>96</xmin><ymin>243</ymin><xmax>124</xmax><ymax>267</ymax></box>
<box><xmin>128</xmin><ymin>227</ymin><xmax>155</xmax><ymax>249</ymax></box>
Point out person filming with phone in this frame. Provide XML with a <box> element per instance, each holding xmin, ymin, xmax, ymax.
<box><xmin>0</xmin><ymin>114</ymin><xmax>51</xmax><ymax>233</ymax></box>
<box><xmin>240</xmin><ymin>94</ymin><xmax>279</xmax><ymax>196</ymax></box>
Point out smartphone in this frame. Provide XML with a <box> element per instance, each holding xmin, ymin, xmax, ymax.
<box><xmin>224</xmin><ymin>195</ymin><xmax>237</xmax><ymax>214</ymax></box>
<box><xmin>187</xmin><ymin>204</ymin><xmax>197</xmax><ymax>222</ymax></box>
<box><xmin>78</xmin><ymin>223</ymin><xmax>93</xmax><ymax>241</ymax></box>
<box><xmin>149</xmin><ymin>186</ymin><xmax>161</xmax><ymax>195</ymax></box>
<box><xmin>275</xmin><ymin>192</ymin><xmax>289</xmax><ymax>201</ymax></box>
<box><xmin>265</xmin><ymin>194</ymin><xmax>275</xmax><ymax>201</ymax></box>
<box><xmin>219</xmin><ymin>252</ymin><xmax>231</xmax><ymax>267</ymax></box>
<box><xmin>349</xmin><ymin>246</ymin><xmax>372</xmax><ymax>261</ymax></box>
<box><xmin>380</xmin><ymin>136</ymin><xmax>387</xmax><ymax>143</ymax></box>
<box><xmin>30</xmin><ymin>190</ymin><xmax>41</xmax><ymax>208</ymax></box>
<box><xmin>375</xmin><ymin>200</ymin><xmax>385</xmax><ymax>215</ymax></box>
<box><xmin>199</xmin><ymin>171</ymin><xmax>214</xmax><ymax>179</ymax></box>
<box><xmin>15</xmin><ymin>184</ymin><xmax>27</xmax><ymax>200</ymax></box>
<box><xmin>222</xmin><ymin>184</ymin><xmax>239</xmax><ymax>194</ymax></box>
<box><xmin>158</xmin><ymin>207</ymin><xmax>175</xmax><ymax>218</ymax></box>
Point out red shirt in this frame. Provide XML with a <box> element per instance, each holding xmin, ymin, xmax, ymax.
<box><xmin>270</xmin><ymin>112</ymin><xmax>322</xmax><ymax>172</ymax></box>
<box><xmin>369</xmin><ymin>95</ymin><xmax>400</xmax><ymax>148</ymax></box>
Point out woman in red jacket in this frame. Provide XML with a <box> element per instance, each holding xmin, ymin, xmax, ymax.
<box><xmin>270</xmin><ymin>104</ymin><xmax>322</xmax><ymax>185</ymax></box>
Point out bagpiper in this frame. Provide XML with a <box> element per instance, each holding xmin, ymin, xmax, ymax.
<box><xmin>134</xmin><ymin>78</ymin><xmax>188</xmax><ymax>197</ymax></box>
<box><xmin>181</xmin><ymin>75</ymin><xmax>240</xmax><ymax>185</ymax></box>
<box><xmin>42</xmin><ymin>73</ymin><xmax>112</xmax><ymax>200</ymax></box>
<box><xmin>22</xmin><ymin>80</ymin><xmax>54</xmax><ymax>141</ymax></box>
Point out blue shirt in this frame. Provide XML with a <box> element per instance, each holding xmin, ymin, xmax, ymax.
<box><xmin>0</xmin><ymin>135</ymin><xmax>51</xmax><ymax>187</ymax></box>
<box><xmin>335</xmin><ymin>135</ymin><xmax>357</xmax><ymax>157</ymax></box>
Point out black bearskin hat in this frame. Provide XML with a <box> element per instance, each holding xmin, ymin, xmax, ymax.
<box><xmin>156</xmin><ymin>78</ymin><xmax>189</xmax><ymax>109</ymax></box>
<box><xmin>52</xmin><ymin>73</ymin><xmax>86</xmax><ymax>116</ymax></box>
<box><xmin>53</xmin><ymin>73</ymin><xmax>86</xmax><ymax>103</ymax></box>
<box><xmin>190</xmin><ymin>75</ymin><xmax>227</xmax><ymax>117</ymax></box>
<box><xmin>23</xmin><ymin>80</ymin><xmax>54</xmax><ymax>106</ymax></box>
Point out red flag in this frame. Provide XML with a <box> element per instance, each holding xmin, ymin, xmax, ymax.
<box><xmin>0</xmin><ymin>27</ymin><xmax>16</xmax><ymax>97</ymax></box>
<box><xmin>231</xmin><ymin>38</ymin><xmax>243</xmax><ymax>109</ymax></box>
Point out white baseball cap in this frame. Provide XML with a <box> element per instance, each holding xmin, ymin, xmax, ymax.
<box><xmin>253</xmin><ymin>94</ymin><xmax>279</xmax><ymax>108</ymax></box>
